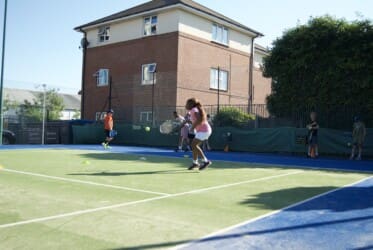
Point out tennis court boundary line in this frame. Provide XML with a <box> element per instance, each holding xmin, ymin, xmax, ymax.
<box><xmin>0</xmin><ymin>171</ymin><xmax>302</xmax><ymax>229</ymax></box>
<box><xmin>3</xmin><ymin>168</ymin><xmax>169</xmax><ymax>196</ymax></box>
<box><xmin>173</xmin><ymin>176</ymin><xmax>373</xmax><ymax>250</ymax></box>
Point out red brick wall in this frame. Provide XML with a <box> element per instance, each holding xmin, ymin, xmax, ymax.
<box><xmin>176</xmin><ymin>33</ymin><xmax>250</xmax><ymax>108</ymax></box>
<box><xmin>82</xmin><ymin>31</ymin><xmax>271</xmax><ymax>123</ymax></box>
<box><xmin>83</xmin><ymin>32</ymin><xmax>179</xmax><ymax>121</ymax></box>
<box><xmin>253</xmin><ymin>68</ymin><xmax>272</xmax><ymax>104</ymax></box>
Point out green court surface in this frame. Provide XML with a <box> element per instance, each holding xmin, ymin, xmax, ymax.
<box><xmin>0</xmin><ymin>149</ymin><xmax>370</xmax><ymax>250</ymax></box>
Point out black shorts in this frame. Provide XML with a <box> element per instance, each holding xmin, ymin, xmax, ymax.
<box><xmin>309</xmin><ymin>135</ymin><xmax>318</xmax><ymax>145</ymax></box>
<box><xmin>105</xmin><ymin>129</ymin><xmax>111</xmax><ymax>138</ymax></box>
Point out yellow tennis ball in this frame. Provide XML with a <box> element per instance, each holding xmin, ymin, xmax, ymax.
<box><xmin>0</xmin><ymin>165</ymin><xmax>3</xmax><ymax>170</ymax></box>
<box><xmin>145</xmin><ymin>126</ymin><xmax>151</xmax><ymax>132</ymax></box>
<box><xmin>82</xmin><ymin>160</ymin><xmax>90</xmax><ymax>165</ymax></box>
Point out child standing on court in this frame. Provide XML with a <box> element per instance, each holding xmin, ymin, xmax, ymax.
<box><xmin>350</xmin><ymin>116</ymin><xmax>366</xmax><ymax>160</ymax></box>
<box><xmin>173</xmin><ymin>111</ymin><xmax>190</xmax><ymax>152</ymax></box>
<box><xmin>307</xmin><ymin>111</ymin><xmax>319</xmax><ymax>158</ymax></box>
<box><xmin>185</xmin><ymin>98</ymin><xmax>212</xmax><ymax>170</ymax></box>
<box><xmin>102</xmin><ymin>109</ymin><xmax>114</xmax><ymax>149</ymax></box>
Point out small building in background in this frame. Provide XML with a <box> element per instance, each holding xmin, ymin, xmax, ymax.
<box><xmin>3</xmin><ymin>88</ymin><xmax>81</xmax><ymax>122</ymax></box>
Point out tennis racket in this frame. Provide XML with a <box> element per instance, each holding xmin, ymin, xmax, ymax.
<box><xmin>160</xmin><ymin>120</ymin><xmax>174</xmax><ymax>134</ymax></box>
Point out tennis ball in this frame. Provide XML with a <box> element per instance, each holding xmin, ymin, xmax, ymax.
<box><xmin>82</xmin><ymin>160</ymin><xmax>90</xmax><ymax>165</ymax></box>
<box><xmin>145</xmin><ymin>126</ymin><xmax>151</xmax><ymax>132</ymax></box>
<box><xmin>139</xmin><ymin>157</ymin><xmax>147</xmax><ymax>161</ymax></box>
<box><xmin>0</xmin><ymin>165</ymin><xmax>3</xmax><ymax>170</ymax></box>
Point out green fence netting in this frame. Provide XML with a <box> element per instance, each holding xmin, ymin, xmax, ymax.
<box><xmin>72</xmin><ymin>124</ymin><xmax>373</xmax><ymax>156</ymax></box>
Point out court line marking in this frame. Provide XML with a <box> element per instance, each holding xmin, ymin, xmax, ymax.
<box><xmin>3</xmin><ymin>168</ymin><xmax>169</xmax><ymax>196</ymax></box>
<box><xmin>173</xmin><ymin>176</ymin><xmax>373</xmax><ymax>250</ymax></box>
<box><xmin>0</xmin><ymin>171</ymin><xmax>302</xmax><ymax>229</ymax></box>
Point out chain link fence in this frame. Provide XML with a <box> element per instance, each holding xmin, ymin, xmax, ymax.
<box><xmin>3</xmin><ymin>103</ymin><xmax>370</xmax><ymax>145</ymax></box>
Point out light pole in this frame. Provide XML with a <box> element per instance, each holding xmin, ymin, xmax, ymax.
<box><xmin>217</xmin><ymin>66</ymin><xmax>220</xmax><ymax>114</ymax></box>
<box><xmin>149</xmin><ymin>64</ymin><xmax>157</xmax><ymax>126</ymax></box>
<box><xmin>0</xmin><ymin>0</ymin><xmax>8</xmax><ymax>145</ymax></box>
<box><xmin>41</xmin><ymin>84</ymin><xmax>46</xmax><ymax>145</ymax></box>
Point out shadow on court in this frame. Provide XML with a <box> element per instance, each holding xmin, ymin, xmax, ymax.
<box><xmin>68</xmin><ymin>169</ymin><xmax>197</xmax><ymax>176</ymax></box>
<box><xmin>241</xmin><ymin>185</ymin><xmax>373</xmax><ymax>212</ymax></box>
<box><xmin>78</xmin><ymin>152</ymin><xmax>272</xmax><ymax>171</ymax></box>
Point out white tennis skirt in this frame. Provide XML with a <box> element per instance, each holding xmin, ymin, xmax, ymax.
<box><xmin>195</xmin><ymin>130</ymin><xmax>212</xmax><ymax>141</ymax></box>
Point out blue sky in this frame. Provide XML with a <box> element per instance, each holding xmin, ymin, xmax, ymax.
<box><xmin>0</xmin><ymin>0</ymin><xmax>372</xmax><ymax>94</ymax></box>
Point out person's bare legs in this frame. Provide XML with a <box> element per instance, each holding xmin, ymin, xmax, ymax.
<box><xmin>357</xmin><ymin>144</ymin><xmax>362</xmax><ymax>160</ymax></box>
<box><xmin>189</xmin><ymin>138</ymin><xmax>211</xmax><ymax>170</ymax></box>
<box><xmin>350</xmin><ymin>145</ymin><xmax>356</xmax><ymax>160</ymax></box>
<box><xmin>191</xmin><ymin>139</ymin><xmax>204</xmax><ymax>160</ymax></box>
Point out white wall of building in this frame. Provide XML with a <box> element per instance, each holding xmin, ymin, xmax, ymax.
<box><xmin>86</xmin><ymin>9</ymin><xmax>180</xmax><ymax>48</ymax></box>
<box><xmin>178</xmin><ymin>10</ymin><xmax>252</xmax><ymax>53</ymax></box>
<box><xmin>86</xmin><ymin>7</ymin><xmax>253</xmax><ymax>54</ymax></box>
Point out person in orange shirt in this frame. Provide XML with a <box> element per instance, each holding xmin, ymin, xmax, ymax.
<box><xmin>102</xmin><ymin>109</ymin><xmax>115</xmax><ymax>149</ymax></box>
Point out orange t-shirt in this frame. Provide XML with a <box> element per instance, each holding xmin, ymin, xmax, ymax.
<box><xmin>104</xmin><ymin>115</ymin><xmax>113</xmax><ymax>130</ymax></box>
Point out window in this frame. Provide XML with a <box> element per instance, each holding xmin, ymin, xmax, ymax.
<box><xmin>212</xmin><ymin>24</ymin><xmax>228</xmax><ymax>45</ymax></box>
<box><xmin>98</xmin><ymin>26</ymin><xmax>110</xmax><ymax>42</ymax></box>
<box><xmin>142</xmin><ymin>63</ymin><xmax>157</xmax><ymax>85</ymax></box>
<box><xmin>144</xmin><ymin>16</ymin><xmax>157</xmax><ymax>36</ymax></box>
<box><xmin>140</xmin><ymin>112</ymin><xmax>153</xmax><ymax>122</ymax></box>
<box><xmin>95</xmin><ymin>69</ymin><xmax>109</xmax><ymax>86</ymax></box>
<box><xmin>95</xmin><ymin>112</ymin><xmax>106</xmax><ymax>121</ymax></box>
<box><xmin>210</xmin><ymin>68</ymin><xmax>228</xmax><ymax>91</ymax></box>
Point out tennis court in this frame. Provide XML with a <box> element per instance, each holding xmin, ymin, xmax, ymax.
<box><xmin>0</xmin><ymin>145</ymin><xmax>372</xmax><ymax>249</ymax></box>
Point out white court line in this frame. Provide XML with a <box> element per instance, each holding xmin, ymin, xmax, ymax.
<box><xmin>0</xmin><ymin>171</ymin><xmax>302</xmax><ymax>229</ymax></box>
<box><xmin>173</xmin><ymin>176</ymin><xmax>373</xmax><ymax>250</ymax></box>
<box><xmin>3</xmin><ymin>168</ymin><xmax>169</xmax><ymax>196</ymax></box>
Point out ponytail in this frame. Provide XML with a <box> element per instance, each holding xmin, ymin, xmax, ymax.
<box><xmin>195</xmin><ymin>102</ymin><xmax>207</xmax><ymax>122</ymax></box>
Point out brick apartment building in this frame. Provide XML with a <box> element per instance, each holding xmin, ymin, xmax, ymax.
<box><xmin>75</xmin><ymin>0</ymin><xmax>271</xmax><ymax>123</ymax></box>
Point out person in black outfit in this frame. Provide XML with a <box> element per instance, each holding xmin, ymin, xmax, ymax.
<box><xmin>307</xmin><ymin>112</ymin><xmax>319</xmax><ymax>158</ymax></box>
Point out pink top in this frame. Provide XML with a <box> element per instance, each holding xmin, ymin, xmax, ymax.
<box><xmin>190</xmin><ymin>107</ymin><xmax>211</xmax><ymax>133</ymax></box>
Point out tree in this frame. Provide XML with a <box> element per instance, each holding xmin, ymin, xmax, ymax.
<box><xmin>264</xmin><ymin>16</ymin><xmax>373</xmax><ymax>126</ymax></box>
<box><xmin>3</xmin><ymin>94</ymin><xmax>19</xmax><ymax>113</ymax></box>
<box><xmin>20</xmin><ymin>89</ymin><xmax>65</xmax><ymax>122</ymax></box>
<box><xmin>72</xmin><ymin>110</ymin><xmax>81</xmax><ymax>120</ymax></box>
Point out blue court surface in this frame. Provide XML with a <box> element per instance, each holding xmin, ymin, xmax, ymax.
<box><xmin>1</xmin><ymin>144</ymin><xmax>372</xmax><ymax>249</ymax></box>
<box><xmin>1</xmin><ymin>144</ymin><xmax>372</xmax><ymax>172</ymax></box>
<box><xmin>179</xmin><ymin>177</ymin><xmax>373</xmax><ymax>250</ymax></box>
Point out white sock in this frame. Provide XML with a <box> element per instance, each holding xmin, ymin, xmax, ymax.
<box><xmin>203</xmin><ymin>157</ymin><xmax>208</xmax><ymax>162</ymax></box>
<box><xmin>193</xmin><ymin>160</ymin><xmax>199</xmax><ymax>165</ymax></box>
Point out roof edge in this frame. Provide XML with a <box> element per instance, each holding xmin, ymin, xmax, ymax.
<box><xmin>74</xmin><ymin>1</ymin><xmax>263</xmax><ymax>37</ymax></box>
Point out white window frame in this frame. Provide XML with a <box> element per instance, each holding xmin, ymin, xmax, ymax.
<box><xmin>95</xmin><ymin>69</ymin><xmax>109</xmax><ymax>86</ymax></box>
<box><xmin>144</xmin><ymin>16</ymin><xmax>158</xmax><ymax>36</ymax></box>
<box><xmin>140</xmin><ymin>111</ymin><xmax>153</xmax><ymax>122</ymax></box>
<box><xmin>141</xmin><ymin>63</ymin><xmax>157</xmax><ymax>85</ymax></box>
<box><xmin>210</xmin><ymin>68</ymin><xmax>228</xmax><ymax>91</ymax></box>
<box><xmin>212</xmin><ymin>23</ymin><xmax>228</xmax><ymax>45</ymax></box>
<box><xmin>98</xmin><ymin>26</ymin><xmax>110</xmax><ymax>43</ymax></box>
<box><xmin>95</xmin><ymin>112</ymin><xmax>106</xmax><ymax>121</ymax></box>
